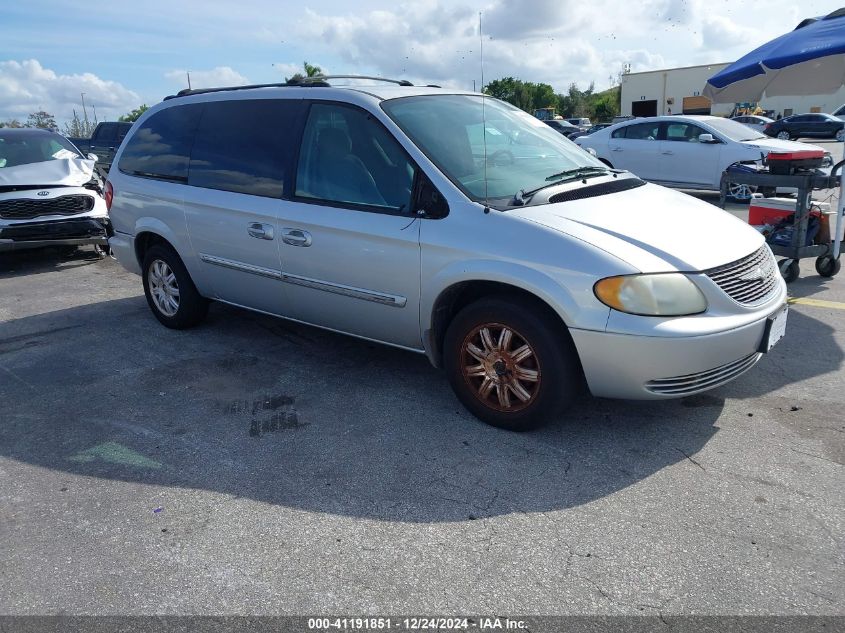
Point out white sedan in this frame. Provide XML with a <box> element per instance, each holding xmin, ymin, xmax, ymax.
<box><xmin>574</xmin><ymin>115</ymin><xmax>828</xmax><ymax>200</ymax></box>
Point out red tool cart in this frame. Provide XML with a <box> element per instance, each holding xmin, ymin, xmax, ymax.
<box><xmin>719</xmin><ymin>151</ymin><xmax>843</xmax><ymax>283</ymax></box>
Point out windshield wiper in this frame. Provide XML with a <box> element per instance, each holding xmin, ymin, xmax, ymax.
<box><xmin>511</xmin><ymin>167</ymin><xmax>609</xmax><ymax>206</ymax></box>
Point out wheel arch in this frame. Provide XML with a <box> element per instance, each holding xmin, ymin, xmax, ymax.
<box><xmin>422</xmin><ymin>265</ymin><xmax>582</xmax><ymax>369</ymax></box>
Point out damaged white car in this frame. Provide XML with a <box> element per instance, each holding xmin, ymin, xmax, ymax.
<box><xmin>0</xmin><ymin>128</ymin><xmax>110</xmax><ymax>255</ymax></box>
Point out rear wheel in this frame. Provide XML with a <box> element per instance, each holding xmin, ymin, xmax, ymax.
<box><xmin>836</xmin><ymin>129</ymin><xmax>845</xmax><ymax>142</ymax></box>
<box><xmin>142</xmin><ymin>244</ymin><xmax>209</xmax><ymax>329</ymax></box>
<box><xmin>443</xmin><ymin>296</ymin><xmax>580</xmax><ymax>431</ymax></box>
<box><xmin>776</xmin><ymin>130</ymin><xmax>791</xmax><ymax>140</ymax></box>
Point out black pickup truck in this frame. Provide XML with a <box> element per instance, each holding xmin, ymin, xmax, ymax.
<box><xmin>69</xmin><ymin>121</ymin><xmax>133</xmax><ymax>174</ymax></box>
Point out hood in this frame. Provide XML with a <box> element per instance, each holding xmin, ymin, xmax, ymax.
<box><xmin>512</xmin><ymin>181</ymin><xmax>763</xmax><ymax>272</ymax></box>
<box><xmin>0</xmin><ymin>158</ymin><xmax>95</xmax><ymax>188</ymax></box>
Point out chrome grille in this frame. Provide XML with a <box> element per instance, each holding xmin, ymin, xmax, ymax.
<box><xmin>645</xmin><ymin>353</ymin><xmax>761</xmax><ymax>396</ymax></box>
<box><xmin>0</xmin><ymin>194</ymin><xmax>95</xmax><ymax>220</ymax></box>
<box><xmin>705</xmin><ymin>246</ymin><xmax>778</xmax><ymax>306</ymax></box>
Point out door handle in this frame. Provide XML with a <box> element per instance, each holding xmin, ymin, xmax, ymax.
<box><xmin>610</xmin><ymin>146</ymin><xmax>623</xmax><ymax>152</ymax></box>
<box><xmin>282</xmin><ymin>228</ymin><xmax>312</xmax><ymax>247</ymax></box>
<box><xmin>247</xmin><ymin>223</ymin><xmax>274</xmax><ymax>240</ymax></box>
<box><xmin>661</xmin><ymin>150</ymin><xmax>674</xmax><ymax>155</ymax></box>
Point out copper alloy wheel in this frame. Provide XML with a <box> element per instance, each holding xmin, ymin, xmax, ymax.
<box><xmin>460</xmin><ymin>322</ymin><xmax>541</xmax><ymax>412</ymax></box>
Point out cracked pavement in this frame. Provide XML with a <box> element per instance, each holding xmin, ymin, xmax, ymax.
<box><xmin>1</xmin><ymin>178</ymin><xmax>844</xmax><ymax>615</ymax></box>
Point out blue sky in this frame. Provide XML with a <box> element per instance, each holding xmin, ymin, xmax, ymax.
<box><xmin>1</xmin><ymin>0</ymin><xmax>842</xmax><ymax>125</ymax></box>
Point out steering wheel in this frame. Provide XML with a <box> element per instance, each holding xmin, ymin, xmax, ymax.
<box><xmin>486</xmin><ymin>150</ymin><xmax>515</xmax><ymax>167</ymax></box>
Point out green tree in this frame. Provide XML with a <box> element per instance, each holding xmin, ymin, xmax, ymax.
<box><xmin>0</xmin><ymin>118</ymin><xmax>24</xmax><ymax>128</ymax></box>
<box><xmin>483</xmin><ymin>77</ymin><xmax>557</xmax><ymax>114</ymax></box>
<box><xmin>25</xmin><ymin>110</ymin><xmax>58</xmax><ymax>131</ymax></box>
<box><xmin>286</xmin><ymin>61</ymin><xmax>323</xmax><ymax>83</ymax></box>
<box><xmin>119</xmin><ymin>104</ymin><xmax>149</xmax><ymax>123</ymax></box>
<box><xmin>62</xmin><ymin>109</ymin><xmax>94</xmax><ymax>138</ymax></box>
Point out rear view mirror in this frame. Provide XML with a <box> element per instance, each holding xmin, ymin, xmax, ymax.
<box><xmin>698</xmin><ymin>133</ymin><xmax>716</xmax><ymax>144</ymax></box>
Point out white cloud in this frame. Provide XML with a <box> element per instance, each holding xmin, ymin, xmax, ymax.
<box><xmin>0</xmin><ymin>59</ymin><xmax>140</xmax><ymax>124</ymax></box>
<box><xmin>164</xmin><ymin>66</ymin><xmax>250</xmax><ymax>90</ymax></box>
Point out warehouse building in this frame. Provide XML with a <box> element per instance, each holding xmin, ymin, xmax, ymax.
<box><xmin>620</xmin><ymin>63</ymin><xmax>845</xmax><ymax>118</ymax></box>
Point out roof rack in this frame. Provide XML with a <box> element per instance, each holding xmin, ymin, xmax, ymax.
<box><xmin>164</xmin><ymin>75</ymin><xmax>415</xmax><ymax>100</ymax></box>
<box><xmin>287</xmin><ymin>75</ymin><xmax>414</xmax><ymax>87</ymax></box>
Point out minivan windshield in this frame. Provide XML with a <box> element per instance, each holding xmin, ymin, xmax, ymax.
<box><xmin>382</xmin><ymin>95</ymin><xmax>606</xmax><ymax>205</ymax></box>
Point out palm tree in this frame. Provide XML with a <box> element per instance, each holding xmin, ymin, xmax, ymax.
<box><xmin>286</xmin><ymin>61</ymin><xmax>323</xmax><ymax>83</ymax></box>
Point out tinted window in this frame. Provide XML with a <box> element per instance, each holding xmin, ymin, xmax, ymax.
<box><xmin>118</xmin><ymin>104</ymin><xmax>203</xmax><ymax>182</ymax></box>
<box><xmin>189</xmin><ymin>99</ymin><xmax>302</xmax><ymax>198</ymax></box>
<box><xmin>95</xmin><ymin>123</ymin><xmax>118</xmax><ymax>143</ymax></box>
<box><xmin>619</xmin><ymin>122</ymin><xmax>660</xmax><ymax>140</ymax></box>
<box><xmin>295</xmin><ymin>102</ymin><xmax>416</xmax><ymax>213</ymax></box>
<box><xmin>665</xmin><ymin>122</ymin><xmax>706</xmax><ymax>142</ymax></box>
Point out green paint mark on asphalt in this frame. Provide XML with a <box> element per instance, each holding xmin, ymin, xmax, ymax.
<box><xmin>68</xmin><ymin>441</ymin><xmax>162</xmax><ymax>469</ymax></box>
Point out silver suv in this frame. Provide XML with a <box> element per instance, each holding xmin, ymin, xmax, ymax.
<box><xmin>107</xmin><ymin>77</ymin><xmax>788</xmax><ymax>431</ymax></box>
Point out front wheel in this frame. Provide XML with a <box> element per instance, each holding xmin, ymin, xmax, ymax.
<box><xmin>727</xmin><ymin>182</ymin><xmax>757</xmax><ymax>202</ymax></box>
<box><xmin>142</xmin><ymin>244</ymin><xmax>209</xmax><ymax>329</ymax></box>
<box><xmin>443</xmin><ymin>296</ymin><xmax>580</xmax><ymax>431</ymax></box>
<box><xmin>815</xmin><ymin>255</ymin><xmax>841</xmax><ymax>277</ymax></box>
<box><xmin>778</xmin><ymin>258</ymin><xmax>800</xmax><ymax>283</ymax></box>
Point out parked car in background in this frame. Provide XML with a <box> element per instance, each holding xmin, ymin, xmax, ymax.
<box><xmin>69</xmin><ymin>121</ymin><xmax>133</xmax><ymax>175</ymax></box>
<box><xmin>568</xmin><ymin>122</ymin><xmax>613</xmax><ymax>140</ymax></box>
<box><xmin>612</xmin><ymin>115</ymin><xmax>636</xmax><ymax>124</ymax></box>
<box><xmin>763</xmin><ymin>113</ymin><xmax>845</xmax><ymax>141</ymax></box>
<box><xmin>108</xmin><ymin>82</ymin><xmax>787</xmax><ymax>430</ymax></box>
<box><xmin>0</xmin><ymin>128</ymin><xmax>109</xmax><ymax>254</ymax></box>
<box><xmin>566</xmin><ymin>117</ymin><xmax>592</xmax><ymax>131</ymax></box>
<box><xmin>544</xmin><ymin>119</ymin><xmax>581</xmax><ymax>137</ymax></box>
<box><xmin>731</xmin><ymin>114</ymin><xmax>774</xmax><ymax>133</ymax></box>
<box><xmin>575</xmin><ymin>115</ymin><xmax>829</xmax><ymax>200</ymax></box>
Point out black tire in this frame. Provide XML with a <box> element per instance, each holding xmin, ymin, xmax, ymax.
<box><xmin>778</xmin><ymin>258</ymin><xmax>800</xmax><ymax>283</ymax></box>
<box><xmin>142</xmin><ymin>244</ymin><xmax>209</xmax><ymax>329</ymax></box>
<box><xmin>443</xmin><ymin>296</ymin><xmax>581</xmax><ymax>431</ymax></box>
<box><xmin>815</xmin><ymin>255</ymin><xmax>841</xmax><ymax>278</ymax></box>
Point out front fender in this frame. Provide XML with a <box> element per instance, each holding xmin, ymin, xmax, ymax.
<box><xmin>421</xmin><ymin>258</ymin><xmax>611</xmax><ymax>335</ymax></box>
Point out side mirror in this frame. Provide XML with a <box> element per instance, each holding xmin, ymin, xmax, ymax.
<box><xmin>87</xmin><ymin>153</ymin><xmax>99</xmax><ymax>162</ymax></box>
<box><xmin>583</xmin><ymin>147</ymin><xmax>598</xmax><ymax>157</ymax></box>
<box><xmin>415</xmin><ymin>174</ymin><xmax>449</xmax><ymax>219</ymax></box>
<box><xmin>698</xmin><ymin>133</ymin><xmax>717</xmax><ymax>144</ymax></box>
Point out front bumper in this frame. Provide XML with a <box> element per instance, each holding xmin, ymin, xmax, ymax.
<box><xmin>0</xmin><ymin>217</ymin><xmax>110</xmax><ymax>252</ymax></box>
<box><xmin>570</xmin><ymin>314</ymin><xmax>774</xmax><ymax>400</ymax></box>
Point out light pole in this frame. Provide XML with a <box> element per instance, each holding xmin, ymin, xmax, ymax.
<box><xmin>80</xmin><ymin>92</ymin><xmax>90</xmax><ymax>134</ymax></box>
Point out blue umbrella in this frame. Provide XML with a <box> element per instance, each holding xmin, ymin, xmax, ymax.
<box><xmin>703</xmin><ymin>8</ymin><xmax>845</xmax><ymax>102</ymax></box>
<box><xmin>704</xmin><ymin>8</ymin><xmax>845</xmax><ymax>264</ymax></box>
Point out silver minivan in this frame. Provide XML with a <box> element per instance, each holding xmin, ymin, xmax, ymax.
<box><xmin>107</xmin><ymin>78</ymin><xmax>788</xmax><ymax>431</ymax></box>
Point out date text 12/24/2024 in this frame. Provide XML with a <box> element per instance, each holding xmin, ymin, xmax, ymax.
<box><xmin>307</xmin><ymin>618</ymin><xmax>527</xmax><ymax>630</ymax></box>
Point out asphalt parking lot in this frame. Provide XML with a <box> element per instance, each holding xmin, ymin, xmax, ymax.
<box><xmin>1</xmin><ymin>147</ymin><xmax>843</xmax><ymax>617</ymax></box>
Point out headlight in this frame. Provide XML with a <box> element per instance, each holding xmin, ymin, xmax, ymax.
<box><xmin>594</xmin><ymin>273</ymin><xmax>707</xmax><ymax>316</ymax></box>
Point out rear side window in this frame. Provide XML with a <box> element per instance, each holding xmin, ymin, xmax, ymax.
<box><xmin>118</xmin><ymin>104</ymin><xmax>203</xmax><ymax>182</ymax></box>
<box><xmin>615</xmin><ymin>122</ymin><xmax>660</xmax><ymax>140</ymax></box>
<box><xmin>95</xmin><ymin>124</ymin><xmax>118</xmax><ymax>143</ymax></box>
<box><xmin>189</xmin><ymin>99</ymin><xmax>302</xmax><ymax>198</ymax></box>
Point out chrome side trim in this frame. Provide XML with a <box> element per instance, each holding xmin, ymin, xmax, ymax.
<box><xmin>198</xmin><ymin>253</ymin><xmax>282</xmax><ymax>280</ymax></box>
<box><xmin>198</xmin><ymin>253</ymin><xmax>407</xmax><ymax>308</ymax></box>
<box><xmin>281</xmin><ymin>272</ymin><xmax>407</xmax><ymax>308</ymax></box>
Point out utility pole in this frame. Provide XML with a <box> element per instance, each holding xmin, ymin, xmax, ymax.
<box><xmin>80</xmin><ymin>93</ymin><xmax>91</xmax><ymax>136</ymax></box>
<box><xmin>187</xmin><ymin>71</ymin><xmax>192</xmax><ymax>90</ymax></box>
